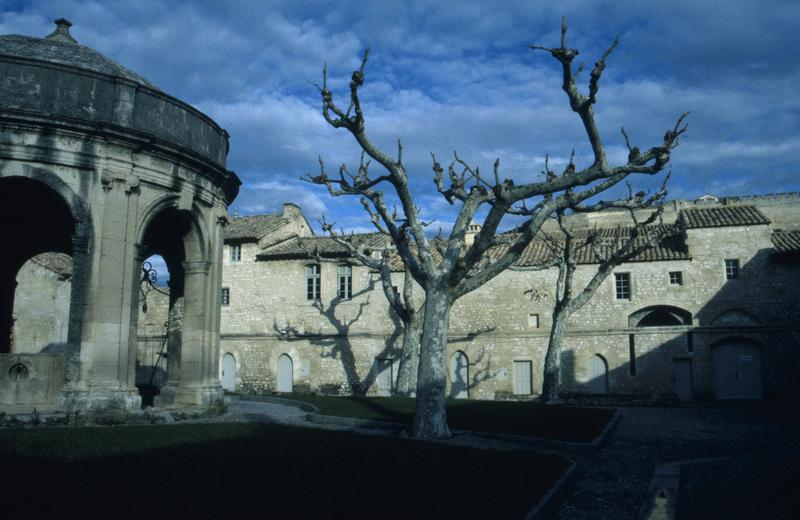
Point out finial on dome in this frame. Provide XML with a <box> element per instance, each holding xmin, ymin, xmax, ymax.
<box><xmin>45</xmin><ymin>18</ymin><xmax>77</xmax><ymax>44</ymax></box>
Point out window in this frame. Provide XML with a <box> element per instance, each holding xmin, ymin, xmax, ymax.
<box><xmin>615</xmin><ymin>272</ymin><xmax>631</xmax><ymax>300</ymax></box>
<box><xmin>230</xmin><ymin>244</ymin><xmax>241</xmax><ymax>262</ymax></box>
<box><xmin>724</xmin><ymin>259</ymin><xmax>739</xmax><ymax>280</ymax></box>
<box><xmin>306</xmin><ymin>264</ymin><xmax>321</xmax><ymax>301</ymax></box>
<box><xmin>669</xmin><ymin>271</ymin><xmax>683</xmax><ymax>286</ymax></box>
<box><xmin>528</xmin><ymin>314</ymin><xmax>540</xmax><ymax>329</ymax></box>
<box><xmin>338</xmin><ymin>265</ymin><xmax>352</xmax><ymax>300</ymax></box>
<box><xmin>221</xmin><ymin>287</ymin><xmax>230</xmax><ymax>306</ymax></box>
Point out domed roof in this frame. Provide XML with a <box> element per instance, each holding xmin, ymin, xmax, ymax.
<box><xmin>0</xmin><ymin>18</ymin><xmax>160</xmax><ymax>91</ymax></box>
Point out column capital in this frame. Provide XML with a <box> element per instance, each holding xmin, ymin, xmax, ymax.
<box><xmin>182</xmin><ymin>261</ymin><xmax>211</xmax><ymax>275</ymax></box>
<box><xmin>71</xmin><ymin>234</ymin><xmax>90</xmax><ymax>253</ymax></box>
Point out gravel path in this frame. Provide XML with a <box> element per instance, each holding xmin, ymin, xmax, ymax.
<box><xmin>544</xmin><ymin>405</ymin><xmax>800</xmax><ymax>520</ymax></box>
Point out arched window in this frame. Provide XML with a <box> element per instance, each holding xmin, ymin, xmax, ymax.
<box><xmin>305</xmin><ymin>264</ymin><xmax>320</xmax><ymax>301</ymax></box>
<box><xmin>629</xmin><ymin>305</ymin><xmax>692</xmax><ymax>327</ymax></box>
<box><xmin>710</xmin><ymin>309</ymin><xmax>760</xmax><ymax>326</ymax></box>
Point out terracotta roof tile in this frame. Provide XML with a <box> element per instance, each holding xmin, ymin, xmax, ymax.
<box><xmin>771</xmin><ymin>230</ymin><xmax>800</xmax><ymax>253</ymax></box>
<box><xmin>680</xmin><ymin>205</ymin><xmax>770</xmax><ymax>229</ymax></box>
<box><xmin>224</xmin><ymin>214</ymin><xmax>289</xmax><ymax>241</ymax></box>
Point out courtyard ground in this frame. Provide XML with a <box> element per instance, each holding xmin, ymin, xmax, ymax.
<box><xmin>0</xmin><ymin>420</ymin><xmax>568</xmax><ymax>518</ymax></box>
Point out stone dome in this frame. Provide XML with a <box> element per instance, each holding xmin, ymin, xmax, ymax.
<box><xmin>0</xmin><ymin>19</ymin><xmax>160</xmax><ymax>91</ymax></box>
<box><xmin>0</xmin><ymin>18</ymin><xmax>235</xmax><ymax>181</ymax></box>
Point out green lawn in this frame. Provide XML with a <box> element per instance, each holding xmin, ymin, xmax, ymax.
<box><xmin>291</xmin><ymin>395</ymin><xmax>615</xmax><ymax>442</ymax></box>
<box><xmin>1</xmin><ymin>423</ymin><xmax>569</xmax><ymax>518</ymax></box>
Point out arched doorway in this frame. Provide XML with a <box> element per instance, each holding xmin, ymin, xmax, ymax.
<box><xmin>277</xmin><ymin>354</ymin><xmax>293</xmax><ymax>393</ymax></box>
<box><xmin>221</xmin><ymin>353</ymin><xmax>236</xmax><ymax>392</ymax></box>
<box><xmin>450</xmin><ymin>351</ymin><xmax>469</xmax><ymax>399</ymax></box>
<box><xmin>713</xmin><ymin>339</ymin><xmax>763</xmax><ymax>399</ymax></box>
<box><xmin>629</xmin><ymin>305</ymin><xmax>692</xmax><ymax>327</ymax></box>
<box><xmin>588</xmin><ymin>355</ymin><xmax>608</xmax><ymax>394</ymax></box>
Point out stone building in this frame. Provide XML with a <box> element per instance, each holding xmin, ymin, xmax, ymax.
<box><xmin>213</xmin><ymin>193</ymin><xmax>800</xmax><ymax>402</ymax></box>
<box><xmin>0</xmin><ymin>20</ymin><xmax>240</xmax><ymax>416</ymax></box>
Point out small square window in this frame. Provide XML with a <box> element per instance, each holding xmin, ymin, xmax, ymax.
<box><xmin>230</xmin><ymin>244</ymin><xmax>241</xmax><ymax>262</ymax></box>
<box><xmin>221</xmin><ymin>287</ymin><xmax>230</xmax><ymax>306</ymax></box>
<box><xmin>669</xmin><ymin>271</ymin><xmax>683</xmax><ymax>286</ymax></box>
<box><xmin>528</xmin><ymin>314</ymin><xmax>540</xmax><ymax>329</ymax></box>
<box><xmin>615</xmin><ymin>273</ymin><xmax>631</xmax><ymax>300</ymax></box>
<box><xmin>724</xmin><ymin>259</ymin><xmax>739</xmax><ymax>280</ymax></box>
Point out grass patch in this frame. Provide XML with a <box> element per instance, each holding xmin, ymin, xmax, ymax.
<box><xmin>1</xmin><ymin>423</ymin><xmax>569</xmax><ymax>518</ymax></box>
<box><xmin>293</xmin><ymin>395</ymin><xmax>615</xmax><ymax>442</ymax></box>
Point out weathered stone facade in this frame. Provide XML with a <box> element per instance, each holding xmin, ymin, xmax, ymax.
<box><xmin>217</xmin><ymin>193</ymin><xmax>800</xmax><ymax>402</ymax></box>
<box><xmin>1</xmin><ymin>20</ymin><xmax>239</xmax><ymax>416</ymax></box>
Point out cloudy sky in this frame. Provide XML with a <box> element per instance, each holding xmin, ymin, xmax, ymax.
<box><xmin>2</xmin><ymin>0</ymin><xmax>799</xmax><ymax>233</ymax></box>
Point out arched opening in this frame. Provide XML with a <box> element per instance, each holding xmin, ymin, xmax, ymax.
<box><xmin>712</xmin><ymin>338</ymin><xmax>763</xmax><ymax>399</ymax></box>
<box><xmin>221</xmin><ymin>352</ymin><xmax>236</xmax><ymax>392</ymax></box>
<box><xmin>587</xmin><ymin>354</ymin><xmax>608</xmax><ymax>394</ymax></box>
<box><xmin>450</xmin><ymin>351</ymin><xmax>469</xmax><ymax>399</ymax></box>
<box><xmin>1</xmin><ymin>178</ymin><xmax>75</xmax><ymax>355</ymax></box>
<box><xmin>629</xmin><ymin>305</ymin><xmax>692</xmax><ymax>327</ymax></box>
<box><xmin>710</xmin><ymin>309</ymin><xmax>761</xmax><ymax>326</ymax></box>
<box><xmin>134</xmin><ymin>206</ymin><xmax>199</xmax><ymax>406</ymax></box>
<box><xmin>277</xmin><ymin>354</ymin><xmax>293</xmax><ymax>393</ymax></box>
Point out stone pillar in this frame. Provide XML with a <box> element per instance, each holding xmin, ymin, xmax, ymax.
<box><xmin>65</xmin><ymin>183</ymin><xmax>141</xmax><ymax>413</ymax></box>
<box><xmin>160</xmin><ymin>260</ymin><xmax>223</xmax><ymax>410</ymax></box>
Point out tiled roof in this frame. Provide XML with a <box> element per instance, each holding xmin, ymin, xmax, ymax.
<box><xmin>225</xmin><ymin>214</ymin><xmax>289</xmax><ymax>241</ymax></box>
<box><xmin>680</xmin><ymin>205</ymin><xmax>770</xmax><ymax>229</ymax></box>
<box><xmin>255</xmin><ymin>225</ymin><xmax>687</xmax><ymax>269</ymax></box>
<box><xmin>494</xmin><ymin>224</ymin><xmax>688</xmax><ymax>266</ymax></box>
<box><xmin>257</xmin><ymin>233</ymin><xmax>392</xmax><ymax>259</ymax></box>
<box><xmin>771</xmin><ymin>230</ymin><xmax>800</xmax><ymax>253</ymax></box>
<box><xmin>31</xmin><ymin>252</ymin><xmax>72</xmax><ymax>278</ymax></box>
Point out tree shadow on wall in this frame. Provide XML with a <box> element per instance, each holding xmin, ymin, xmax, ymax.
<box><xmin>273</xmin><ymin>279</ymin><xmax>403</xmax><ymax>397</ymax></box>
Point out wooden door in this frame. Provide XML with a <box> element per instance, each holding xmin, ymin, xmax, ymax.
<box><xmin>277</xmin><ymin>354</ymin><xmax>293</xmax><ymax>393</ymax></box>
<box><xmin>588</xmin><ymin>355</ymin><xmax>608</xmax><ymax>394</ymax></box>
<box><xmin>221</xmin><ymin>353</ymin><xmax>236</xmax><ymax>392</ymax></box>
<box><xmin>450</xmin><ymin>351</ymin><xmax>469</xmax><ymax>399</ymax></box>
<box><xmin>673</xmin><ymin>358</ymin><xmax>693</xmax><ymax>401</ymax></box>
<box><xmin>514</xmin><ymin>360</ymin><xmax>532</xmax><ymax>395</ymax></box>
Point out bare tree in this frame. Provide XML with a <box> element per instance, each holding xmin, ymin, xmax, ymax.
<box><xmin>536</xmin><ymin>181</ymin><xmax>672</xmax><ymax>404</ymax></box>
<box><xmin>306</xmin><ymin>18</ymin><xmax>687</xmax><ymax>438</ymax></box>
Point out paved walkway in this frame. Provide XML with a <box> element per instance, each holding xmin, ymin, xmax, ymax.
<box><xmin>215</xmin><ymin>398</ymin><xmax>800</xmax><ymax>519</ymax></box>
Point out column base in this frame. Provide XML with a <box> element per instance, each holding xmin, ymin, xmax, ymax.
<box><xmin>155</xmin><ymin>382</ymin><xmax>225</xmax><ymax>414</ymax></box>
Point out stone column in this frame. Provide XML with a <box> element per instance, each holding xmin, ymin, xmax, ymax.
<box><xmin>165</xmin><ymin>260</ymin><xmax>224</xmax><ymax>410</ymax></box>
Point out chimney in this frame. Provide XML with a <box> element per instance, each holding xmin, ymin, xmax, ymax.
<box><xmin>465</xmin><ymin>223</ymin><xmax>482</xmax><ymax>246</ymax></box>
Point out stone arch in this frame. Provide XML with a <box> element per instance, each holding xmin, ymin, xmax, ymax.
<box><xmin>629</xmin><ymin>305</ymin><xmax>692</xmax><ymax>327</ymax></box>
<box><xmin>710</xmin><ymin>308</ymin><xmax>761</xmax><ymax>326</ymax></box>
<box><xmin>711</xmin><ymin>337</ymin><xmax>763</xmax><ymax>399</ymax></box>
<box><xmin>449</xmin><ymin>350</ymin><xmax>469</xmax><ymax>399</ymax></box>
<box><xmin>132</xmin><ymin>196</ymin><xmax>215</xmax><ymax>406</ymax></box>
<box><xmin>587</xmin><ymin>354</ymin><xmax>608</xmax><ymax>394</ymax></box>
<box><xmin>0</xmin><ymin>172</ymin><xmax>92</xmax><ymax>387</ymax></box>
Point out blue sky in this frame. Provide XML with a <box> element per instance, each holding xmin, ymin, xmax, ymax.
<box><xmin>3</xmin><ymin>0</ymin><xmax>799</xmax><ymax>234</ymax></box>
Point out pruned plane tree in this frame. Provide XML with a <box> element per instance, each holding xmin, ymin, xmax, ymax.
<box><xmin>304</xmin><ymin>17</ymin><xmax>687</xmax><ymax>439</ymax></box>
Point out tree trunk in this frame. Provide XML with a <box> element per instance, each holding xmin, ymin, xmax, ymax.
<box><xmin>395</xmin><ymin>313</ymin><xmax>420</xmax><ymax>397</ymax></box>
<box><xmin>412</xmin><ymin>287</ymin><xmax>452</xmax><ymax>438</ymax></box>
<box><xmin>541</xmin><ymin>302</ymin><xmax>568</xmax><ymax>405</ymax></box>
